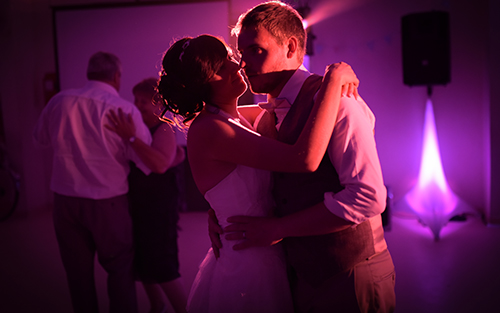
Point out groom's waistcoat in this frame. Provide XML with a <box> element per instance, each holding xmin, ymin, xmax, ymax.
<box><xmin>271</xmin><ymin>74</ymin><xmax>376</xmax><ymax>287</ymax></box>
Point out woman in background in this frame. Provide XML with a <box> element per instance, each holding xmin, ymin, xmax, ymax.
<box><xmin>106</xmin><ymin>78</ymin><xmax>187</xmax><ymax>313</ymax></box>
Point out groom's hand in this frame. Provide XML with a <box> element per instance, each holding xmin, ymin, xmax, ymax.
<box><xmin>208</xmin><ymin>209</ymin><xmax>223</xmax><ymax>259</ymax></box>
<box><xmin>224</xmin><ymin>216</ymin><xmax>283</xmax><ymax>250</ymax></box>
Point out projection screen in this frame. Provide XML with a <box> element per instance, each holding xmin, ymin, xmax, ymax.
<box><xmin>53</xmin><ymin>1</ymin><xmax>229</xmax><ymax>103</ymax></box>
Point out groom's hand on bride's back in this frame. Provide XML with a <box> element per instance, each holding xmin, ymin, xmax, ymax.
<box><xmin>208</xmin><ymin>208</ymin><xmax>223</xmax><ymax>259</ymax></box>
<box><xmin>224</xmin><ymin>216</ymin><xmax>283</xmax><ymax>250</ymax></box>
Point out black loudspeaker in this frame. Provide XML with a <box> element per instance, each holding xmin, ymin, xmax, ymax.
<box><xmin>402</xmin><ymin>11</ymin><xmax>450</xmax><ymax>86</ymax></box>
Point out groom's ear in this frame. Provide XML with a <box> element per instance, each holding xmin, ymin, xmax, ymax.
<box><xmin>285</xmin><ymin>36</ymin><xmax>298</xmax><ymax>59</ymax></box>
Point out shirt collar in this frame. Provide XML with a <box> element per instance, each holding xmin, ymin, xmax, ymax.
<box><xmin>85</xmin><ymin>80</ymin><xmax>119</xmax><ymax>97</ymax></box>
<box><xmin>272</xmin><ymin>65</ymin><xmax>311</xmax><ymax>106</ymax></box>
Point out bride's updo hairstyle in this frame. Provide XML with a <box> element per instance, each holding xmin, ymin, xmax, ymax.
<box><xmin>158</xmin><ymin>35</ymin><xmax>229</xmax><ymax>124</ymax></box>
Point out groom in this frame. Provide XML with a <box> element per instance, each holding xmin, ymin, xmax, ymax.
<box><xmin>210</xmin><ymin>1</ymin><xmax>396</xmax><ymax>312</ymax></box>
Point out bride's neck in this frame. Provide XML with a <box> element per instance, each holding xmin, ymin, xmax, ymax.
<box><xmin>207</xmin><ymin>101</ymin><xmax>239</xmax><ymax>119</ymax></box>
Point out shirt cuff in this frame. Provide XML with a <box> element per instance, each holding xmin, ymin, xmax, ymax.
<box><xmin>323</xmin><ymin>191</ymin><xmax>363</xmax><ymax>225</ymax></box>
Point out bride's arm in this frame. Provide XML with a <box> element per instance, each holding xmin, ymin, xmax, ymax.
<box><xmin>237</xmin><ymin>104</ymin><xmax>263</xmax><ymax>127</ymax></box>
<box><xmin>195</xmin><ymin>62</ymin><xmax>358</xmax><ymax>173</ymax></box>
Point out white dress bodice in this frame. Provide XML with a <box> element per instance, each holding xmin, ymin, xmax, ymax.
<box><xmin>187</xmin><ymin>165</ymin><xmax>293</xmax><ymax>313</ymax></box>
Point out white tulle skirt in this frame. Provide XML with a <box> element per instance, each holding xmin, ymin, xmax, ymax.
<box><xmin>187</xmin><ymin>245</ymin><xmax>294</xmax><ymax>313</ymax></box>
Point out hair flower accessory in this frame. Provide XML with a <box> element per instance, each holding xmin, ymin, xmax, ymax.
<box><xmin>179</xmin><ymin>39</ymin><xmax>191</xmax><ymax>61</ymax></box>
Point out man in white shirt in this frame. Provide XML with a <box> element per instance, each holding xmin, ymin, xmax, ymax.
<box><xmin>215</xmin><ymin>2</ymin><xmax>396</xmax><ymax>312</ymax></box>
<box><xmin>33</xmin><ymin>51</ymin><xmax>151</xmax><ymax>313</ymax></box>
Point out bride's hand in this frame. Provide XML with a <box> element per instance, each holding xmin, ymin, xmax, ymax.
<box><xmin>324</xmin><ymin>62</ymin><xmax>360</xmax><ymax>99</ymax></box>
<box><xmin>224</xmin><ymin>216</ymin><xmax>283</xmax><ymax>250</ymax></box>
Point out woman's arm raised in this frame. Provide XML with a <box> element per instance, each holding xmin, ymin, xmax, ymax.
<box><xmin>105</xmin><ymin>108</ymin><xmax>181</xmax><ymax>173</ymax></box>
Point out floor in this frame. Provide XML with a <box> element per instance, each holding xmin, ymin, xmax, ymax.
<box><xmin>1</xmin><ymin>208</ymin><xmax>499</xmax><ymax>313</ymax></box>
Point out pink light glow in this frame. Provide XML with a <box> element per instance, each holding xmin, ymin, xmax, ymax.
<box><xmin>302</xmin><ymin>19</ymin><xmax>309</xmax><ymax>30</ymax></box>
<box><xmin>416</xmin><ymin>99</ymin><xmax>448</xmax><ymax>193</ymax></box>
<box><xmin>303</xmin><ymin>0</ymin><xmax>373</xmax><ymax>28</ymax></box>
<box><xmin>402</xmin><ymin>99</ymin><xmax>461</xmax><ymax>240</ymax></box>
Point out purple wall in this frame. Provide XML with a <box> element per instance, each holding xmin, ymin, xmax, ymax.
<box><xmin>304</xmin><ymin>0</ymin><xmax>489</xmax><ymax>213</ymax></box>
<box><xmin>1</xmin><ymin>0</ymin><xmax>496</xmax><ymax>222</ymax></box>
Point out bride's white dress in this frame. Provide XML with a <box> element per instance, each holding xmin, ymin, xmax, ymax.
<box><xmin>186</xmin><ymin>165</ymin><xmax>294</xmax><ymax>313</ymax></box>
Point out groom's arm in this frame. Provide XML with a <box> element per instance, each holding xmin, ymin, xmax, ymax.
<box><xmin>224</xmin><ymin>202</ymin><xmax>352</xmax><ymax>250</ymax></box>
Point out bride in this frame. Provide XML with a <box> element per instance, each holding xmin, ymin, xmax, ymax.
<box><xmin>157</xmin><ymin>34</ymin><xmax>358</xmax><ymax>313</ymax></box>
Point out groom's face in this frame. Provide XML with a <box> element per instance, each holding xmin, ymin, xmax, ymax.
<box><xmin>237</xmin><ymin>27</ymin><xmax>288</xmax><ymax>96</ymax></box>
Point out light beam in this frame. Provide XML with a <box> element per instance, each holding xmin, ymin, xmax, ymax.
<box><xmin>302</xmin><ymin>0</ymin><xmax>373</xmax><ymax>28</ymax></box>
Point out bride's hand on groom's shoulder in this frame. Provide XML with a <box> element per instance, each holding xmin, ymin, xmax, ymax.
<box><xmin>224</xmin><ymin>216</ymin><xmax>283</xmax><ymax>250</ymax></box>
